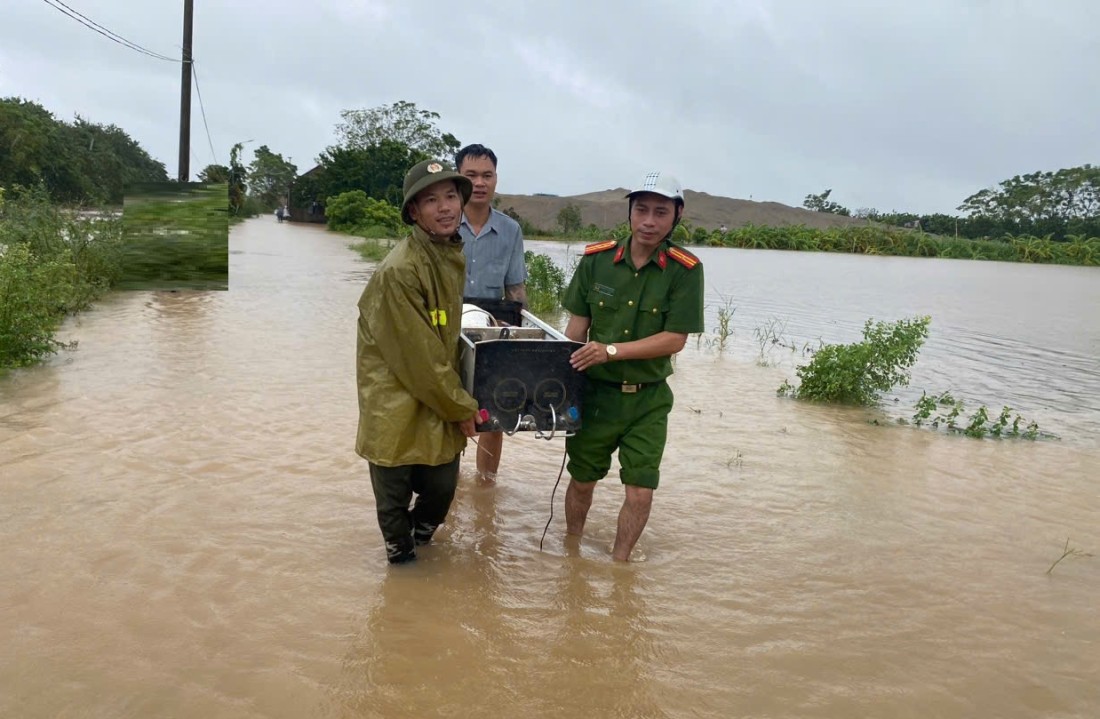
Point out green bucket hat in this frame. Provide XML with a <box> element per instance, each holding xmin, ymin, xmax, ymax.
<box><xmin>401</xmin><ymin>160</ymin><xmax>473</xmax><ymax>225</ymax></box>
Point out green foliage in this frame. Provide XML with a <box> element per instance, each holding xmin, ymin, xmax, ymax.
<box><xmin>335</xmin><ymin>101</ymin><xmax>459</xmax><ymax>158</ymax></box>
<box><xmin>912</xmin><ymin>391</ymin><xmax>1041</xmax><ymax>440</ymax></box>
<box><xmin>117</xmin><ymin>183</ymin><xmax>228</xmax><ymax>290</ymax></box>
<box><xmin>860</xmin><ymin>164</ymin><xmax>1100</xmax><ymax>241</ymax></box>
<box><xmin>694</xmin><ymin>295</ymin><xmax>737</xmax><ymax>354</ymax></box>
<box><xmin>610</xmin><ymin>221</ymin><xmax>632</xmax><ymax>241</ymax></box>
<box><xmin>671</xmin><ymin>222</ymin><xmax>690</xmax><ymax>244</ymax></box>
<box><xmin>325</xmin><ymin>190</ymin><xmax>402</xmax><ymax>234</ymax></box>
<box><xmin>781</xmin><ymin>316</ymin><xmax>931</xmax><ymax>405</ymax></box>
<box><xmin>502</xmin><ymin>206</ymin><xmax>543</xmax><ymax>236</ymax></box>
<box><xmin>557</xmin><ymin>203</ymin><xmax>582</xmax><ymax>234</ymax></box>
<box><xmin>0</xmin><ymin>184</ymin><xmax>123</xmax><ymax>368</ymax></box>
<box><xmin>714</xmin><ymin>294</ymin><xmax>735</xmax><ymax>353</ymax></box>
<box><xmin>198</xmin><ymin>164</ymin><xmax>230</xmax><ymax>184</ymax></box>
<box><xmin>349</xmin><ymin>238</ymin><xmax>395</xmax><ymax>262</ymax></box>
<box><xmin>959</xmin><ymin>165</ymin><xmax>1100</xmax><ymax>225</ymax></box>
<box><xmin>706</xmin><ymin>223</ymin><xmax>1098</xmax><ymax>266</ymax></box>
<box><xmin>0</xmin><ymin>243</ymin><xmax>77</xmax><ymax>366</ymax></box>
<box><xmin>246</xmin><ymin>145</ymin><xmax>297</xmax><ymax>210</ymax></box>
<box><xmin>803</xmin><ymin>188</ymin><xmax>851</xmax><ymax>216</ymax></box>
<box><xmin>524</xmin><ymin>250</ymin><xmax>566</xmax><ymax>314</ymax></box>
<box><xmin>0</xmin><ymin>97</ymin><xmax>168</xmax><ymax>205</ymax></box>
<box><xmin>303</xmin><ymin>140</ymin><xmax>427</xmax><ymax>208</ymax></box>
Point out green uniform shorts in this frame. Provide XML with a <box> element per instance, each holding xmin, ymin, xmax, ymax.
<box><xmin>565</xmin><ymin>379</ymin><xmax>674</xmax><ymax>490</ymax></box>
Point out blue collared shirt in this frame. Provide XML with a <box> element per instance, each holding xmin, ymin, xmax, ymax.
<box><xmin>457</xmin><ymin>207</ymin><xmax>527</xmax><ymax>300</ymax></box>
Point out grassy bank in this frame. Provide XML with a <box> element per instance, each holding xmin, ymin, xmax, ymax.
<box><xmin>708</xmin><ymin>224</ymin><xmax>1099</xmax><ymax>265</ymax></box>
<box><xmin>0</xmin><ymin>185</ymin><xmax>124</xmax><ymax>371</ymax></box>
<box><xmin>119</xmin><ymin>183</ymin><xmax>229</xmax><ymax>290</ymax></box>
<box><xmin>530</xmin><ymin>221</ymin><xmax>1099</xmax><ymax>266</ymax></box>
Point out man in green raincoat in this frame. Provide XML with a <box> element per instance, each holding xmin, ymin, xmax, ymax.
<box><xmin>356</xmin><ymin>159</ymin><xmax>479</xmax><ymax>565</ymax></box>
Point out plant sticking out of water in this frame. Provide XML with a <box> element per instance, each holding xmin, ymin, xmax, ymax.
<box><xmin>1046</xmin><ymin>539</ymin><xmax>1093</xmax><ymax>575</ymax></box>
<box><xmin>913</xmin><ymin>391</ymin><xmax>1042</xmax><ymax>440</ymax></box>
<box><xmin>693</xmin><ymin>294</ymin><xmax>737</xmax><ymax>353</ymax></box>
<box><xmin>525</xmin><ymin>250</ymin><xmax>567</xmax><ymax>317</ymax></box>
<box><xmin>715</xmin><ymin>294</ymin><xmax>736</xmax><ymax>353</ymax></box>
<box><xmin>753</xmin><ymin>317</ymin><xmax>802</xmax><ymax>366</ymax></box>
<box><xmin>778</xmin><ymin>316</ymin><xmax>931</xmax><ymax>404</ymax></box>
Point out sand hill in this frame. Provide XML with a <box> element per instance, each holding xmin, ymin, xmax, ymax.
<box><xmin>495</xmin><ymin>189</ymin><xmax>870</xmax><ymax>233</ymax></box>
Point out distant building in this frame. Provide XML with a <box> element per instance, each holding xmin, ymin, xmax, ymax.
<box><xmin>287</xmin><ymin>165</ymin><xmax>326</xmax><ymax>223</ymax></box>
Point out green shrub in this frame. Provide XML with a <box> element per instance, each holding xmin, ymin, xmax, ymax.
<box><xmin>525</xmin><ymin>250</ymin><xmax>566</xmax><ymax>314</ymax></box>
<box><xmin>0</xmin><ymin>183</ymin><xmax>123</xmax><ymax>368</ymax></box>
<box><xmin>671</xmin><ymin>222</ymin><xmax>690</xmax><ymax>244</ymax></box>
<box><xmin>325</xmin><ymin>191</ymin><xmax>402</xmax><ymax>233</ymax></box>
<box><xmin>0</xmin><ymin>243</ymin><xmax>77</xmax><ymax>366</ymax></box>
<box><xmin>780</xmin><ymin>316</ymin><xmax>931</xmax><ymax>405</ymax></box>
<box><xmin>715</xmin><ymin>223</ymin><xmax>1097</xmax><ymax>266</ymax></box>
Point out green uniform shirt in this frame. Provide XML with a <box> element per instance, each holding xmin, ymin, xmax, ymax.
<box><xmin>562</xmin><ymin>237</ymin><xmax>705</xmax><ymax>385</ymax></box>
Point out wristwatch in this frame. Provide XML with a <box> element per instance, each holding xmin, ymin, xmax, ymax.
<box><xmin>605</xmin><ymin>343</ymin><xmax>618</xmax><ymax>359</ymax></box>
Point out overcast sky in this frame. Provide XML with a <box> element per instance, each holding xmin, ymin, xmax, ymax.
<box><xmin>3</xmin><ymin>0</ymin><xmax>1098</xmax><ymax>214</ymax></box>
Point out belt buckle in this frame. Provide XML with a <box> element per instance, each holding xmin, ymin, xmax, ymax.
<box><xmin>621</xmin><ymin>383</ymin><xmax>638</xmax><ymax>394</ymax></box>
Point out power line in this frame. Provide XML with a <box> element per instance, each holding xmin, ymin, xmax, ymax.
<box><xmin>191</xmin><ymin>61</ymin><xmax>219</xmax><ymax>167</ymax></box>
<box><xmin>39</xmin><ymin>0</ymin><xmax>178</xmax><ymax>63</ymax></box>
<box><xmin>39</xmin><ymin>0</ymin><xmax>219</xmax><ymax>178</ymax></box>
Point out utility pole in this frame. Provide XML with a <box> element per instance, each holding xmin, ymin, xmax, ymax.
<box><xmin>177</xmin><ymin>0</ymin><xmax>194</xmax><ymax>182</ymax></box>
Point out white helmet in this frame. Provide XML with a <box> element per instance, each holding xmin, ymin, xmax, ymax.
<box><xmin>626</xmin><ymin>171</ymin><xmax>684</xmax><ymax>204</ymax></box>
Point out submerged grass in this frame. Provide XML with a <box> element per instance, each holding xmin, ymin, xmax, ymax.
<box><xmin>350</xmin><ymin>238</ymin><xmax>396</xmax><ymax>262</ymax></box>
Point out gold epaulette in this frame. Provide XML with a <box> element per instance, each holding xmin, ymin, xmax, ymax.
<box><xmin>583</xmin><ymin>240</ymin><xmax>618</xmax><ymax>256</ymax></box>
<box><xmin>667</xmin><ymin>246</ymin><xmax>700</xmax><ymax>269</ymax></box>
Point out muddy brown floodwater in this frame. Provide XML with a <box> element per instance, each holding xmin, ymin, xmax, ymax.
<box><xmin>2</xmin><ymin>216</ymin><xmax>1098</xmax><ymax>718</ymax></box>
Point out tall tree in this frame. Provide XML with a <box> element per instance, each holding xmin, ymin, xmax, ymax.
<box><xmin>803</xmin><ymin>188</ymin><xmax>851</xmax><ymax>216</ymax></box>
<box><xmin>0</xmin><ymin>97</ymin><xmax>167</xmax><ymax>205</ymax></box>
<box><xmin>246</xmin><ymin>145</ymin><xmax>297</xmax><ymax>210</ymax></box>
<box><xmin>958</xmin><ymin>165</ymin><xmax>1100</xmax><ymax>228</ymax></box>
<box><xmin>0</xmin><ymin>98</ymin><xmax>91</xmax><ymax>202</ymax></box>
<box><xmin>557</xmin><ymin>203</ymin><xmax>582</xmax><ymax>234</ymax></box>
<box><xmin>68</xmin><ymin>116</ymin><xmax>168</xmax><ymax>203</ymax></box>
<box><xmin>334</xmin><ymin>101</ymin><xmax>459</xmax><ymax>159</ymax></box>
<box><xmin>309</xmin><ymin>140</ymin><xmax>428</xmax><ymax>207</ymax></box>
<box><xmin>198</xmin><ymin>164</ymin><xmax>230</xmax><ymax>183</ymax></box>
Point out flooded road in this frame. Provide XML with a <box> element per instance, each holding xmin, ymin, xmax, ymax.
<box><xmin>2</xmin><ymin>216</ymin><xmax>1098</xmax><ymax>718</ymax></box>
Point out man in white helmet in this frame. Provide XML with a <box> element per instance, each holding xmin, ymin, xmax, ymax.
<box><xmin>560</xmin><ymin>171</ymin><xmax>705</xmax><ymax>561</ymax></box>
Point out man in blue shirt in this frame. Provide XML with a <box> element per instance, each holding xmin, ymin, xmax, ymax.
<box><xmin>456</xmin><ymin>144</ymin><xmax>527</xmax><ymax>484</ymax></box>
